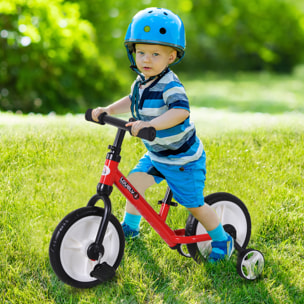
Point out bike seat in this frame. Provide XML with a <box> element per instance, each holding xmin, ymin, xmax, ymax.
<box><xmin>147</xmin><ymin>166</ymin><xmax>165</xmax><ymax>179</ymax></box>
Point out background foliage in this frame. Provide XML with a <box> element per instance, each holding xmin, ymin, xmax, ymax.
<box><xmin>1</xmin><ymin>0</ymin><xmax>304</xmax><ymax>114</ymax></box>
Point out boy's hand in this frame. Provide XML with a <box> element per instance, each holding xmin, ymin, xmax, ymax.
<box><xmin>125</xmin><ymin>120</ymin><xmax>152</xmax><ymax>137</ymax></box>
<box><xmin>92</xmin><ymin>107</ymin><xmax>108</xmax><ymax>122</ymax></box>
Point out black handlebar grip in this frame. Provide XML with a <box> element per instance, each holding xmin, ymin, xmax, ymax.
<box><xmin>85</xmin><ymin>108</ymin><xmax>106</xmax><ymax>124</ymax></box>
<box><xmin>137</xmin><ymin>127</ymin><xmax>156</xmax><ymax>141</ymax></box>
<box><xmin>85</xmin><ymin>108</ymin><xmax>93</xmax><ymax>121</ymax></box>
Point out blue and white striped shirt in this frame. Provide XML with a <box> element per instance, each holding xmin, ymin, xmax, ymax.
<box><xmin>130</xmin><ymin>69</ymin><xmax>204</xmax><ymax>165</ymax></box>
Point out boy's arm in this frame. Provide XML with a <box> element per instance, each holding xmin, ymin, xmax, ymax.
<box><xmin>150</xmin><ymin>108</ymin><xmax>189</xmax><ymax>130</ymax></box>
<box><xmin>125</xmin><ymin>108</ymin><xmax>189</xmax><ymax>136</ymax></box>
<box><xmin>92</xmin><ymin>95</ymin><xmax>131</xmax><ymax>121</ymax></box>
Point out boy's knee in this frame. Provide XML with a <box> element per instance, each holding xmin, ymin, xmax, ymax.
<box><xmin>128</xmin><ymin>172</ymin><xmax>155</xmax><ymax>193</ymax></box>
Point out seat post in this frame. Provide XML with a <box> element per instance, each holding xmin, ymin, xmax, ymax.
<box><xmin>159</xmin><ymin>187</ymin><xmax>177</xmax><ymax>220</ymax></box>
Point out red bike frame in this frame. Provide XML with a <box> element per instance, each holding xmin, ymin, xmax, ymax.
<box><xmin>100</xmin><ymin>157</ymin><xmax>211</xmax><ymax>248</ymax></box>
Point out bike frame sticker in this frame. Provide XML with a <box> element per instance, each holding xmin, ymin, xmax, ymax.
<box><xmin>119</xmin><ymin>177</ymin><xmax>139</xmax><ymax>199</ymax></box>
<box><xmin>102</xmin><ymin>165</ymin><xmax>111</xmax><ymax>176</ymax></box>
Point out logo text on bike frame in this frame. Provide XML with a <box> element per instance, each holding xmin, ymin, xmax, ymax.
<box><xmin>119</xmin><ymin>177</ymin><xmax>139</xmax><ymax>199</ymax></box>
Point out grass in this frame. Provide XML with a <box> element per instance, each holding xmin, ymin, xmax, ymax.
<box><xmin>182</xmin><ymin>65</ymin><xmax>304</xmax><ymax>114</ymax></box>
<box><xmin>1</xmin><ymin>71</ymin><xmax>304</xmax><ymax>303</ymax></box>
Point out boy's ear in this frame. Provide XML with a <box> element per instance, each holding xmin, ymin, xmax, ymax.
<box><xmin>169</xmin><ymin>50</ymin><xmax>177</xmax><ymax>64</ymax></box>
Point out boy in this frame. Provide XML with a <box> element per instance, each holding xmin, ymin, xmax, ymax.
<box><xmin>92</xmin><ymin>8</ymin><xmax>233</xmax><ymax>262</ymax></box>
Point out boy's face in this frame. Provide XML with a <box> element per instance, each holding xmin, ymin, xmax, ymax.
<box><xmin>135</xmin><ymin>44</ymin><xmax>177</xmax><ymax>79</ymax></box>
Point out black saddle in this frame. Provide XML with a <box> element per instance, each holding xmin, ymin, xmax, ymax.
<box><xmin>147</xmin><ymin>166</ymin><xmax>165</xmax><ymax>179</ymax></box>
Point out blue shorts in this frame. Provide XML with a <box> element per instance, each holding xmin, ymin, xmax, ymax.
<box><xmin>130</xmin><ymin>152</ymin><xmax>206</xmax><ymax>208</ymax></box>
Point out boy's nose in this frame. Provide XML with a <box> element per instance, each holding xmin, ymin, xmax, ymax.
<box><xmin>143</xmin><ymin>54</ymin><xmax>151</xmax><ymax>62</ymax></box>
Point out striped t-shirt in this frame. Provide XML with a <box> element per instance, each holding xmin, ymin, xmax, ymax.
<box><xmin>130</xmin><ymin>69</ymin><xmax>204</xmax><ymax>166</ymax></box>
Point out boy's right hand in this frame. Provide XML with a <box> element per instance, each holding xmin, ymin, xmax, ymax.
<box><xmin>92</xmin><ymin>107</ymin><xmax>107</xmax><ymax>122</ymax></box>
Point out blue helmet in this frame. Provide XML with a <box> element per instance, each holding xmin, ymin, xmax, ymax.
<box><xmin>125</xmin><ymin>8</ymin><xmax>186</xmax><ymax>61</ymax></box>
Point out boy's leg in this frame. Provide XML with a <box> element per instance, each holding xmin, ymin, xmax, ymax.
<box><xmin>122</xmin><ymin>172</ymin><xmax>155</xmax><ymax>238</ymax></box>
<box><xmin>188</xmin><ymin>204</ymin><xmax>234</xmax><ymax>262</ymax></box>
<box><xmin>188</xmin><ymin>204</ymin><xmax>220</xmax><ymax>232</ymax></box>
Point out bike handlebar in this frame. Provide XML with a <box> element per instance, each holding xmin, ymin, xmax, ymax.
<box><xmin>85</xmin><ymin>109</ymin><xmax>156</xmax><ymax>141</ymax></box>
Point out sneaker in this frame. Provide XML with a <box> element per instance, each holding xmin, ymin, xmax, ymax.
<box><xmin>121</xmin><ymin>223</ymin><xmax>140</xmax><ymax>239</ymax></box>
<box><xmin>208</xmin><ymin>234</ymin><xmax>234</xmax><ymax>263</ymax></box>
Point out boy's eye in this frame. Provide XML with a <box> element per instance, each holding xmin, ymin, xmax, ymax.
<box><xmin>153</xmin><ymin>53</ymin><xmax>159</xmax><ymax>56</ymax></box>
<box><xmin>137</xmin><ymin>51</ymin><xmax>144</xmax><ymax>55</ymax></box>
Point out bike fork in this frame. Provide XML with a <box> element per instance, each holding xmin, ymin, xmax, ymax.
<box><xmin>86</xmin><ymin>193</ymin><xmax>116</xmax><ymax>282</ymax></box>
<box><xmin>86</xmin><ymin>194</ymin><xmax>112</xmax><ymax>260</ymax></box>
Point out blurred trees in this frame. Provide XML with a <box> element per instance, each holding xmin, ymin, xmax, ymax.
<box><xmin>184</xmin><ymin>0</ymin><xmax>304</xmax><ymax>72</ymax></box>
<box><xmin>1</xmin><ymin>0</ymin><xmax>304</xmax><ymax>114</ymax></box>
<box><xmin>0</xmin><ymin>0</ymin><xmax>126</xmax><ymax>114</ymax></box>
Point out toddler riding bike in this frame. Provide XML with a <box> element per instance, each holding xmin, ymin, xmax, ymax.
<box><xmin>49</xmin><ymin>8</ymin><xmax>264</xmax><ymax>288</ymax></box>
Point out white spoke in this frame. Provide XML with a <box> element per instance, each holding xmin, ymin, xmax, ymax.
<box><xmin>214</xmin><ymin>204</ymin><xmax>225</xmax><ymax>222</ymax></box>
<box><xmin>63</xmin><ymin>237</ymin><xmax>83</xmax><ymax>250</ymax></box>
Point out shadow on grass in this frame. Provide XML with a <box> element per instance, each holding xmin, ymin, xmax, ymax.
<box><xmin>201</xmin><ymin>244</ymin><xmax>303</xmax><ymax>304</ymax></box>
<box><xmin>120</xmin><ymin>237</ymin><xmax>181</xmax><ymax>303</ymax></box>
<box><xmin>120</xmin><ymin>237</ymin><xmax>303</xmax><ymax>304</ymax></box>
<box><xmin>43</xmin><ymin>237</ymin><xmax>303</xmax><ymax>304</ymax></box>
<box><xmin>262</xmin><ymin>254</ymin><xmax>304</xmax><ymax>304</ymax></box>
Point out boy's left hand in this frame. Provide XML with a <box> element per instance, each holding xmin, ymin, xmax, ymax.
<box><xmin>125</xmin><ymin>120</ymin><xmax>152</xmax><ymax>137</ymax></box>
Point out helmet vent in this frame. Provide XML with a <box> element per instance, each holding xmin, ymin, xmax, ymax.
<box><xmin>163</xmin><ymin>12</ymin><xmax>168</xmax><ymax>15</ymax></box>
<box><xmin>159</xmin><ymin>27</ymin><xmax>167</xmax><ymax>34</ymax></box>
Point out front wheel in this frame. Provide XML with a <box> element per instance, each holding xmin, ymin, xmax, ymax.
<box><xmin>186</xmin><ymin>192</ymin><xmax>251</xmax><ymax>263</ymax></box>
<box><xmin>49</xmin><ymin>206</ymin><xmax>125</xmax><ymax>288</ymax></box>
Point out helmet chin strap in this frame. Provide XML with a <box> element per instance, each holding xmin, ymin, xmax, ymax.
<box><xmin>126</xmin><ymin>47</ymin><xmax>146</xmax><ymax>81</ymax></box>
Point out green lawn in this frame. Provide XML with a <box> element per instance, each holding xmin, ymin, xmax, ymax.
<box><xmin>182</xmin><ymin>66</ymin><xmax>304</xmax><ymax>114</ymax></box>
<box><xmin>1</xmin><ymin>71</ymin><xmax>303</xmax><ymax>303</ymax></box>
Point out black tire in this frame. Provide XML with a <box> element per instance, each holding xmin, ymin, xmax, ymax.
<box><xmin>186</xmin><ymin>192</ymin><xmax>251</xmax><ymax>263</ymax></box>
<box><xmin>237</xmin><ymin>248</ymin><xmax>264</xmax><ymax>280</ymax></box>
<box><xmin>49</xmin><ymin>206</ymin><xmax>125</xmax><ymax>288</ymax></box>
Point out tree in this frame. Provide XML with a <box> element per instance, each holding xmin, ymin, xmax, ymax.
<box><xmin>0</xmin><ymin>0</ymin><xmax>126</xmax><ymax>113</ymax></box>
<box><xmin>183</xmin><ymin>0</ymin><xmax>304</xmax><ymax>72</ymax></box>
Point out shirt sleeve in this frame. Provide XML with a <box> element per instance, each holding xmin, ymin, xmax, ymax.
<box><xmin>163</xmin><ymin>81</ymin><xmax>190</xmax><ymax>111</ymax></box>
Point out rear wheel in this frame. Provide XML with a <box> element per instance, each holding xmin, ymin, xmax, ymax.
<box><xmin>186</xmin><ymin>192</ymin><xmax>251</xmax><ymax>263</ymax></box>
<box><xmin>49</xmin><ymin>206</ymin><xmax>125</xmax><ymax>288</ymax></box>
